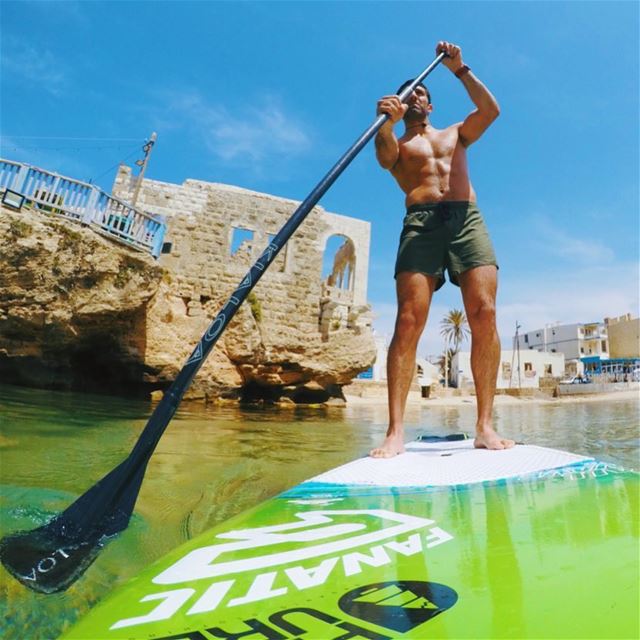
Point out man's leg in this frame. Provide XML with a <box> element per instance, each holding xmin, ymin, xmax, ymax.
<box><xmin>458</xmin><ymin>266</ymin><xmax>514</xmax><ymax>449</ymax></box>
<box><xmin>370</xmin><ymin>272</ymin><xmax>436</xmax><ymax>458</ymax></box>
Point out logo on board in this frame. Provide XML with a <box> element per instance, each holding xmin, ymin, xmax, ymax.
<box><xmin>110</xmin><ymin>508</ymin><xmax>457</xmax><ymax>637</ymax></box>
<box><xmin>339</xmin><ymin>580</ymin><xmax>458</xmax><ymax>633</ymax></box>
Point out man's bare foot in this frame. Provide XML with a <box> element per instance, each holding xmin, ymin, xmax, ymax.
<box><xmin>474</xmin><ymin>429</ymin><xmax>515</xmax><ymax>450</ymax></box>
<box><xmin>370</xmin><ymin>433</ymin><xmax>405</xmax><ymax>458</ymax></box>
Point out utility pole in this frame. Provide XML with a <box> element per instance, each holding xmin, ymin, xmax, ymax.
<box><xmin>131</xmin><ymin>132</ymin><xmax>157</xmax><ymax>207</ymax></box>
<box><xmin>509</xmin><ymin>330</ymin><xmax>516</xmax><ymax>389</ymax></box>
<box><xmin>515</xmin><ymin>321</ymin><xmax>522</xmax><ymax>389</ymax></box>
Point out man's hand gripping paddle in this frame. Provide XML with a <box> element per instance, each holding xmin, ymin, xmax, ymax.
<box><xmin>0</xmin><ymin>52</ymin><xmax>446</xmax><ymax>594</ymax></box>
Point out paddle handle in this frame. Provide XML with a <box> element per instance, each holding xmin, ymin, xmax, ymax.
<box><xmin>133</xmin><ymin>52</ymin><xmax>447</xmax><ymax>455</ymax></box>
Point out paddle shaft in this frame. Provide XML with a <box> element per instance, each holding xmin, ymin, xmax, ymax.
<box><xmin>128</xmin><ymin>51</ymin><xmax>447</xmax><ymax>463</ymax></box>
<box><xmin>0</xmin><ymin>53</ymin><xmax>447</xmax><ymax>594</ymax></box>
<box><xmin>5</xmin><ymin>53</ymin><xmax>447</xmax><ymax>546</ymax></box>
<box><xmin>64</xmin><ymin>53</ymin><xmax>448</xmax><ymax>538</ymax></box>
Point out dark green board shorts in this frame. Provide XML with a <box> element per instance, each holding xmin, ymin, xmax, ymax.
<box><xmin>395</xmin><ymin>201</ymin><xmax>498</xmax><ymax>290</ymax></box>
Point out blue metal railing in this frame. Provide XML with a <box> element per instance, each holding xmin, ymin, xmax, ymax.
<box><xmin>0</xmin><ymin>158</ymin><xmax>166</xmax><ymax>258</ymax></box>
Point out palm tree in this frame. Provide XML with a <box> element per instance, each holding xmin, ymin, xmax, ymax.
<box><xmin>440</xmin><ymin>309</ymin><xmax>470</xmax><ymax>387</ymax></box>
<box><xmin>440</xmin><ymin>309</ymin><xmax>470</xmax><ymax>355</ymax></box>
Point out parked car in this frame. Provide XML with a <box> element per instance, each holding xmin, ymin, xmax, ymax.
<box><xmin>561</xmin><ymin>375</ymin><xmax>592</xmax><ymax>384</ymax></box>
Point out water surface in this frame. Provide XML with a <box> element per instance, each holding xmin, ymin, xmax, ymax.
<box><xmin>0</xmin><ymin>384</ymin><xmax>637</xmax><ymax>639</ymax></box>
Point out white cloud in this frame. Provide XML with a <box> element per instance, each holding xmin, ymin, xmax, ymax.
<box><xmin>531</xmin><ymin>215</ymin><xmax>615</xmax><ymax>263</ymax></box>
<box><xmin>545</xmin><ymin>234</ymin><xmax>615</xmax><ymax>263</ymax></box>
<box><xmin>1</xmin><ymin>40</ymin><xmax>67</xmax><ymax>97</ymax></box>
<box><xmin>153</xmin><ymin>91</ymin><xmax>311</xmax><ymax>170</ymax></box>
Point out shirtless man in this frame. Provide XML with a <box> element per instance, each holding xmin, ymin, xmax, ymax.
<box><xmin>371</xmin><ymin>41</ymin><xmax>515</xmax><ymax>457</ymax></box>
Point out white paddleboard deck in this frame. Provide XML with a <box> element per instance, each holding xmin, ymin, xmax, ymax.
<box><xmin>308</xmin><ymin>441</ymin><xmax>593</xmax><ymax>487</ymax></box>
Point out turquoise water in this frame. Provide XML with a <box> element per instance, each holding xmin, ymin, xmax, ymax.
<box><xmin>0</xmin><ymin>383</ymin><xmax>638</xmax><ymax>639</ymax></box>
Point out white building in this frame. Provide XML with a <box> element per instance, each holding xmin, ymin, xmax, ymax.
<box><xmin>416</xmin><ymin>358</ymin><xmax>440</xmax><ymax>387</ymax></box>
<box><xmin>356</xmin><ymin>331</ymin><xmax>388</xmax><ymax>381</ymax></box>
<box><xmin>356</xmin><ymin>337</ymin><xmax>439</xmax><ymax>391</ymax></box>
<box><xmin>515</xmin><ymin>322</ymin><xmax>609</xmax><ymax>361</ymax></box>
<box><xmin>452</xmin><ymin>350</ymin><xmax>565</xmax><ymax>390</ymax></box>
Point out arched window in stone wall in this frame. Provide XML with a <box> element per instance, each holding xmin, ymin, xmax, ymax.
<box><xmin>322</xmin><ymin>234</ymin><xmax>356</xmax><ymax>292</ymax></box>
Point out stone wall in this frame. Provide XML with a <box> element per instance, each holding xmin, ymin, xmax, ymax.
<box><xmin>113</xmin><ymin>166</ymin><xmax>372</xmax><ymax>330</ymax></box>
<box><xmin>111</xmin><ymin>166</ymin><xmax>376</xmax><ymax>401</ymax></box>
<box><xmin>556</xmin><ymin>381</ymin><xmax>639</xmax><ymax>396</ymax></box>
<box><xmin>114</xmin><ymin>168</ymin><xmax>373</xmax><ymax>325</ymax></box>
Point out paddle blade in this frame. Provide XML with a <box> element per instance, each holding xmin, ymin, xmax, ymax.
<box><xmin>0</xmin><ymin>525</ymin><xmax>108</xmax><ymax>594</ymax></box>
<box><xmin>0</xmin><ymin>457</ymin><xmax>149</xmax><ymax>593</ymax></box>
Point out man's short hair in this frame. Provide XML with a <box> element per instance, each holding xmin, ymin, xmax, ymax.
<box><xmin>396</xmin><ymin>79</ymin><xmax>431</xmax><ymax>104</ymax></box>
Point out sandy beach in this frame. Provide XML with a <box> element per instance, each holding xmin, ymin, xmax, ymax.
<box><xmin>344</xmin><ymin>387</ymin><xmax>639</xmax><ymax>407</ymax></box>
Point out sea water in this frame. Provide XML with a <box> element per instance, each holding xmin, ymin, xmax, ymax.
<box><xmin>0</xmin><ymin>383</ymin><xmax>638</xmax><ymax>639</ymax></box>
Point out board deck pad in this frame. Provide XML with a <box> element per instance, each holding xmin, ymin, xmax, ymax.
<box><xmin>309</xmin><ymin>442</ymin><xmax>592</xmax><ymax>486</ymax></box>
<box><xmin>63</xmin><ymin>439</ymin><xmax>639</xmax><ymax>640</ymax></box>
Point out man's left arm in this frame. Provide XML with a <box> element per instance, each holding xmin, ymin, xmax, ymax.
<box><xmin>436</xmin><ymin>41</ymin><xmax>500</xmax><ymax>146</ymax></box>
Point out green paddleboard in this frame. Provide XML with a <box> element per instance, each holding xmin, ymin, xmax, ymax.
<box><xmin>64</xmin><ymin>439</ymin><xmax>639</xmax><ymax>639</ymax></box>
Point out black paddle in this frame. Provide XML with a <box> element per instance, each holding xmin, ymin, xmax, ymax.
<box><xmin>0</xmin><ymin>52</ymin><xmax>446</xmax><ymax>594</ymax></box>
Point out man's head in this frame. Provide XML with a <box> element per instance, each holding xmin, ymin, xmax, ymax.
<box><xmin>396</xmin><ymin>79</ymin><xmax>432</xmax><ymax>104</ymax></box>
<box><xmin>396</xmin><ymin>80</ymin><xmax>432</xmax><ymax>123</ymax></box>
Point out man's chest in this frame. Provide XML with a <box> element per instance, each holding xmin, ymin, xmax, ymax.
<box><xmin>399</xmin><ymin>129</ymin><xmax>459</xmax><ymax>165</ymax></box>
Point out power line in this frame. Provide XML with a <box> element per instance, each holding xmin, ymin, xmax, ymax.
<box><xmin>0</xmin><ymin>135</ymin><xmax>143</xmax><ymax>142</ymax></box>
<box><xmin>0</xmin><ymin>144</ymin><xmax>141</xmax><ymax>152</ymax></box>
<box><xmin>0</xmin><ymin>134</ymin><xmax>155</xmax><ymax>188</ymax></box>
<box><xmin>90</xmin><ymin>146</ymin><xmax>142</xmax><ymax>183</ymax></box>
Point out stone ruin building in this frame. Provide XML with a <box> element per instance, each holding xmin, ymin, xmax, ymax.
<box><xmin>111</xmin><ymin>165</ymin><xmax>376</xmax><ymax>402</ymax></box>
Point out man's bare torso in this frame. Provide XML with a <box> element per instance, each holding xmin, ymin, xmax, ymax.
<box><xmin>391</xmin><ymin>123</ymin><xmax>476</xmax><ymax>207</ymax></box>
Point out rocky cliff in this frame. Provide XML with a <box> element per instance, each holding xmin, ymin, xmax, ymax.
<box><xmin>0</xmin><ymin>204</ymin><xmax>376</xmax><ymax>402</ymax></box>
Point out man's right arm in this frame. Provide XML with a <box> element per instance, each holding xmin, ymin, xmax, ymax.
<box><xmin>375</xmin><ymin>95</ymin><xmax>406</xmax><ymax>170</ymax></box>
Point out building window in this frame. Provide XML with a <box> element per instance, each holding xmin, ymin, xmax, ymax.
<box><xmin>524</xmin><ymin>335</ymin><xmax>529</xmax><ymax>344</ymax></box>
<box><xmin>580</xmin><ymin>347</ymin><xmax>585</xmax><ymax>354</ymax></box>
<box><xmin>601</xmin><ymin>340</ymin><xmax>607</xmax><ymax>352</ymax></box>
<box><xmin>524</xmin><ymin>362</ymin><xmax>533</xmax><ymax>371</ymax></box>
<box><xmin>544</xmin><ymin>364</ymin><xmax>552</xmax><ymax>375</ymax></box>
<box><xmin>323</xmin><ymin>235</ymin><xmax>356</xmax><ymax>291</ymax></box>
<box><xmin>230</xmin><ymin>227</ymin><xmax>254</xmax><ymax>256</ymax></box>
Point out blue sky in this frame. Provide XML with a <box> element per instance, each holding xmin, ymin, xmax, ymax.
<box><xmin>1</xmin><ymin>1</ymin><xmax>638</xmax><ymax>357</ymax></box>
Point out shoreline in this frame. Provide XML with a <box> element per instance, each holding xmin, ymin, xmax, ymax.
<box><xmin>344</xmin><ymin>388</ymin><xmax>639</xmax><ymax>407</ymax></box>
